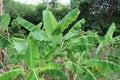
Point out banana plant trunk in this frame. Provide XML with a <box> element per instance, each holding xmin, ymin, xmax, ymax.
<box><xmin>0</xmin><ymin>0</ymin><xmax>4</xmax><ymax>63</ymax></box>
<box><xmin>0</xmin><ymin>0</ymin><xmax>3</xmax><ymax>15</ymax></box>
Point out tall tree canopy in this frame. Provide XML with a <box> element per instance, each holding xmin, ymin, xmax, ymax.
<box><xmin>70</xmin><ymin>0</ymin><xmax>120</xmax><ymax>36</ymax></box>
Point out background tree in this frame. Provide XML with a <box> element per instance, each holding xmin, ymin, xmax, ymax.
<box><xmin>0</xmin><ymin>0</ymin><xmax>3</xmax><ymax>15</ymax></box>
<box><xmin>70</xmin><ymin>0</ymin><xmax>120</xmax><ymax>36</ymax></box>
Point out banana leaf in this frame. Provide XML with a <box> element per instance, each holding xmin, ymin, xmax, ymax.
<box><xmin>17</xmin><ymin>17</ymin><xmax>40</xmax><ymax>32</ymax></box>
<box><xmin>39</xmin><ymin>62</ymin><xmax>68</xmax><ymax>79</ymax></box>
<box><xmin>95</xmin><ymin>23</ymin><xmax>115</xmax><ymax>57</ymax></box>
<box><xmin>84</xmin><ymin>59</ymin><xmax>120</xmax><ymax>72</ymax></box>
<box><xmin>64</xmin><ymin>18</ymin><xmax>85</xmax><ymax>40</ymax></box>
<box><xmin>0</xmin><ymin>69</ymin><xmax>25</xmax><ymax>80</ymax></box>
<box><xmin>52</xmin><ymin>8</ymin><xmax>80</xmax><ymax>35</ymax></box>
<box><xmin>31</xmin><ymin>31</ymin><xmax>48</xmax><ymax>41</ymax></box>
<box><xmin>25</xmin><ymin>39</ymin><xmax>40</xmax><ymax>69</ymax></box>
<box><xmin>43</xmin><ymin>10</ymin><xmax>58</xmax><ymax>34</ymax></box>
<box><xmin>12</xmin><ymin>37</ymin><xmax>28</xmax><ymax>53</ymax></box>
<box><xmin>0</xmin><ymin>13</ymin><xmax>10</xmax><ymax>34</ymax></box>
<box><xmin>0</xmin><ymin>35</ymin><xmax>11</xmax><ymax>48</ymax></box>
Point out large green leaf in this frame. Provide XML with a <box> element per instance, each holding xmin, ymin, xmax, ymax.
<box><xmin>31</xmin><ymin>31</ymin><xmax>48</xmax><ymax>41</ymax></box>
<box><xmin>43</xmin><ymin>10</ymin><xmax>58</xmax><ymax>34</ymax></box>
<box><xmin>84</xmin><ymin>59</ymin><xmax>120</xmax><ymax>72</ymax></box>
<box><xmin>39</xmin><ymin>62</ymin><xmax>68</xmax><ymax>79</ymax></box>
<box><xmin>39</xmin><ymin>62</ymin><xmax>62</xmax><ymax>71</ymax></box>
<box><xmin>0</xmin><ymin>35</ymin><xmax>11</xmax><ymax>48</ymax></box>
<box><xmin>25</xmin><ymin>38</ymin><xmax>40</xmax><ymax>69</ymax></box>
<box><xmin>0</xmin><ymin>69</ymin><xmax>25</xmax><ymax>80</ymax></box>
<box><xmin>52</xmin><ymin>8</ymin><xmax>80</xmax><ymax>35</ymax></box>
<box><xmin>0</xmin><ymin>13</ymin><xmax>11</xmax><ymax>34</ymax></box>
<box><xmin>70</xmin><ymin>18</ymin><xmax>85</xmax><ymax>32</ymax></box>
<box><xmin>40</xmin><ymin>40</ymin><xmax>59</xmax><ymax>58</ymax></box>
<box><xmin>70</xmin><ymin>36</ymin><xmax>100</xmax><ymax>44</ymax></box>
<box><xmin>64</xmin><ymin>18</ymin><xmax>85</xmax><ymax>40</ymax></box>
<box><xmin>68</xmin><ymin>36</ymin><xmax>100</xmax><ymax>52</ymax></box>
<box><xmin>17</xmin><ymin>17</ymin><xmax>40</xmax><ymax>32</ymax></box>
<box><xmin>95</xmin><ymin>23</ymin><xmax>115</xmax><ymax>57</ymax></box>
<box><xmin>12</xmin><ymin>37</ymin><xmax>28</xmax><ymax>53</ymax></box>
<box><xmin>68</xmin><ymin>44</ymin><xmax>94</xmax><ymax>53</ymax></box>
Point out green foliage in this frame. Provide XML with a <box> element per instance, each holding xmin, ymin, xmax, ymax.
<box><xmin>0</xmin><ymin>69</ymin><xmax>25</xmax><ymax>80</ymax></box>
<box><xmin>0</xmin><ymin>13</ymin><xmax>11</xmax><ymax>48</ymax></box>
<box><xmin>52</xmin><ymin>8</ymin><xmax>80</xmax><ymax>35</ymax></box>
<box><xmin>25</xmin><ymin>39</ymin><xmax>40</xmax><ymax>69</ymax></box>
<box><xmin>83</xmin><ymin>68</ymin><xmax>97</xmax><ymax>80</ymax></box>
<box><xmin>0</xmin><ymin>35</ymin><xmax>11</xmax><ymax>48</ymax></box>
<box><xmin>85</xmin><ymin>59</ymin><xmax>120</xmax><ymax>72</ymax></box>
<box><xmin>12</xmin><ymin>8</ymin><xmax>120</xmax><ymax>80</ymax></box>
<box><xmin>95</xmin><ymin>23</ymin><xmax>115</xmax><ymax>57</ymax></box>
<box><xmin>26</xmin><ymin>69</ymin><xmax>40</xmax><ymax>80</ymax></box>
<box><xmin>1</xmin><ymin>5</ymin><xmax>120</xmax><ymax>80</ymax></box>
<box><xmin>70</xmin><ymin>0</ymin><xmax>120</xmax><ymax>36</ymax></box>
<box><xmin>0</xmin><ymin>13</ymin><xmax>10</xmax><ymax>34</ymax></box>
<box><xmin>12</xmin><ymin>37</ymin><xmax>28</xmax><ymax>53</ymax></box>
<box><xmin>8</xmin><ymin>19</ymin><xmax>26</xmax><ymax>38</ymax></box>
<box><xmin>4</xmin><ymin>0</ymin><xmax>72</xmax><ymax>38</ymax></box>
<box><xmin>17</xmin><ymin>17</ymin><xmax>40</xmax><ymax>32</ymax></box>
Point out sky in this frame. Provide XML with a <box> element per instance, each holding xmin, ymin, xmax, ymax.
<box><xmin>14</xmin><ymin>0</ymin><xmax>70</xmax><ymax>5</ymax></box>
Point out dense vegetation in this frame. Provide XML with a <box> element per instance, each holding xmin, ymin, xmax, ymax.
<box><xmin>0</xmin><ymin>0</ymin><xmax>120</xmax><ymax>80</ymax></box>
<box><xmin>3</xmin><ymin>0</ymin><xmax>120</xmax><ymax>37</ymax></box>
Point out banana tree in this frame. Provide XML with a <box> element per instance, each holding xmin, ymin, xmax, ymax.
<box><xmin>10</xmin><ymin>8</ymin><xmax>120</xmax><ymax>80</ymax></box>
<box><xmin>0</xmin><ymin>13</ymin><xmax>11</xmax><ymax>63</ymax></box>
<box><xmin>11</xmin><ymin>8</ymin><xmax>80</xmax><ymax>80</ymax></box>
